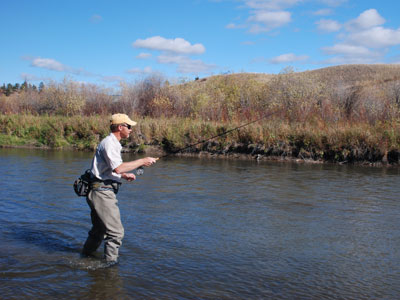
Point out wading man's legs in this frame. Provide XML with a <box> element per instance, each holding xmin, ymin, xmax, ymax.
<box><xmin>82</xmin><ymin>188</ymin><xmax>124</xmax><ymax>262</ymax></box>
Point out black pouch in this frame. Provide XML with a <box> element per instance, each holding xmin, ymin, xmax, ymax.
<box><xmin>111</xmin><ymin>181</ymin><xmax>122</xmax><ymax>194</ymax></box>
<box><xmin>73</xmin><ymin>169</ymin><xmax>92</xmax><ymax>197</ymax></box>
<box><xmin>103</xmin><ymin>180</ymin><xmax>121</xmax><ymax>194</ymax></box>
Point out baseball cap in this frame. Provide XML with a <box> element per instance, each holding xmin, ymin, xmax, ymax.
<box><xmin>110</xmin><ymin>113</ymin><xmax>137</xmax><ymax>126</ymax></box>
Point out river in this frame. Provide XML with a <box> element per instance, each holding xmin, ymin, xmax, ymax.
<box><xmin>0</xmin><ymin>148</ymin><xmax>399</xmax><ymax>299</ymax></box>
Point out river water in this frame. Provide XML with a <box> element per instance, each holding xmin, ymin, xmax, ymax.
<box><xmin>0</xmin><ymin>148</ymin><xmax>399</xmax><ymax>299</ymax></box>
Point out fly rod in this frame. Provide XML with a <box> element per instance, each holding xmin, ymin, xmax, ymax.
<box><xmin>135</xmin><ymin>109</ymin><xmax>279</xmax><ymax>175</ymax></box>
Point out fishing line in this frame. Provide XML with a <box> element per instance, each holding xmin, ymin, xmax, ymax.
<box><xmin>135</xmin><ymin>74</ymin><xmax>400</xmax><ymax>175</ymax></box>
<box><xmin>135</xmin><ymin>109</ymin><xmax>279</xmax><ymax>175</ymax></box>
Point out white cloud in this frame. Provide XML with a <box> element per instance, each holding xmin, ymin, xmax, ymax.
<box><xmin>226</xmin><ymin>23</ymin><xmax>246</xmax><ymax>29</ymax></box>
<box><xmin>136</xmin><ymin>52</ymin><xmax>152</xmax><ymax>59</ymax></box>
<box><xmin>126</xmin><ymin>67</ymin><xmax>153</xmax><ymax>74</ymax></box>
<box><xmin>227</xmin><ymin>0</ymin><xmax>300</xmax><ymax>34</ymax></box>
<box><xmin>348</xmin><ymin>26</ymin><xmax>400</xmax><ymax>48</ymax></box>
<box><xmin>228</xmin><ymin>0</ymin><xmax>348</xmax><ymax>34</ymax></box>
<box><xmin>316</xmin><ymin>19</ymin><xmax>341</xmax><ymax>32</ymax></box>
<box><xmin>321</xmin><ymin>43</ymin><xmax>383</xmax><ymax>65</ymax></box>
<box><xmin>132</xmin><ymin>36</ymin><xmax>214</xmax><ymax>74</ymax></box>
<box><xmin>26</xmin><ymin>56</ymin><xmax>95</xmax><ymax>78</ymax></box>
<box><xmin>101</xmin><ymin>76</ymin><xmax>124</xmax><ymax>83</ymax></box>
<box><xmin>313</xmin><ymin>9</ymin><xmax>333</xmax><ymax>16</ymax></box>
<box><xmin>322</xmin><ymin>44</ymin><xmax>374</xmax><ymax>56</ymax></box>
<box><xmin>322</xmin><ymin>56</ymin><xmax>381</xmax><ymax>65</ymax></box>
<box><xmin>241</xmin><ymin>41</ymin><xmax>255</xmax><ymax>45</ymax></box>
<box><xmin>90</xmin><ymin>14</ymin><xmax>103</xmax><ymax>23</ymax></box>
<box><xmin>20</xmin><ymin>73</ymin><xmax>48</xmax><ymax>82</ymax></box>
<box><xmin>157</xmin><ymin>54</ymin><xmax>215</xmax><ymax>74</ymax></box>
<box><xmin>346</xmin><ymin>9</ymin><xmax>385</xmax><ymax>31</ymax></box>
<box><xmin>317</xmin><ymin>0</ymin><xmax>347</xmax><ymax>7</ymax></box>
<box><xmin>31</xmin><ymin>58</ymin><xmax>67</xmax><ymax>71</ymax></box>
<box><xmin>245</xmin><ymin>0</ymin><xmax>301</xmax><ymax>11</ymax></box>
<box><xmin>269</xmin><ymin>53</ymin><xmax>309</xmax><ymax>64</ymax></box>
<box><xmin>320</xmin><ymin>9</ymin><xmax>400</xmax><ymax>65</ymax></box>
<box><xmin>133</xmin><ymin>36</ymin><xmax>205</xmax><ymax>55</ymax></box>
<box><xmin>248</xmin><ymin>10</ymin><xmax>291</xmax><ymax>32</ymax></box>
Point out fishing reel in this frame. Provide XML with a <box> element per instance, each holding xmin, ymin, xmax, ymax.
<box><xmin>135</xmin><ymin>166</ymin><xmax>144</xmax><ymax>175</ymax></box>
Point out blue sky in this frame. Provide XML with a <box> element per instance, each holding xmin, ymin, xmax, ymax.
<box><xmin>1</xmin><ymin>0</ymin><xmax>400</xmax><ymax>87</ymax></box>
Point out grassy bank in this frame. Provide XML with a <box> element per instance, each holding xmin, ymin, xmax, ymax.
<box><xmin>1</xmin><ymin>114</ymin><xmax>399</xmax><ymax>165</ymax></box>
<box><xmin>1</xmin><ymin>65</ymin><xmax>400</xmax><ymax>164</ymax></box>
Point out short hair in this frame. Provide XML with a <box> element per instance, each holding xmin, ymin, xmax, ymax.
<box><xmin>110</xmin><ymin>124</ymin><xmax>121</xmax><ymax>132</ymax></box>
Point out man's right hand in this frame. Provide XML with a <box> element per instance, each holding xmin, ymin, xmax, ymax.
<box><xmin>141</xmin><ymin>157</ymin><xmax>158</xmax><ymax>167</ymax></box>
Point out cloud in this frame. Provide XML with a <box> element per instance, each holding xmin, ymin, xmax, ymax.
<box><xmin>322</xmin><ymin>44</ymin><xmax>375</xmax><ymax>56</ymax></box>
<box><xmin>132</xmin><ymin>36</ymin><xmax>214</xmax><ymax>74</ymax></box>
<box><xmin>31</xmin><ymin>58</ymin><xmax>67</xmax><ymax>71</ymax></box>
<box><xmin>133</xmin><ymin>36</ymin><xmax>205</xmax><ymax>55</ymax></box>
<box><xmin>26</xmin><ymin>56</ymin><xmax>95</xmax><ymax>78</ymax></box>
<box><xmin>226</xmin><ymin>23</ymin><xmax>246</xmax><ymax>29</ymax></box>
<box><xmin>269</xmin><ymin>53</ymin><xmax>309</xmax><ymax>64</ymax></box>
<box><xmin>320</xmin><ymin>9</ymin><xmax>400</xmax><ymax>65</ymax></box>
<box><xmin>345</xmin><ymin>9</ymin><xmax>385</xmax><ymax>31</ymax></box>
<box><xmin>228</xmin><ymin>0</ymin><xmax>348</xmax><ymax>34</ymax></box>
<box><xmin>316</xmin><ymin>19</ymin><xmax>341</xmax><ymax>32</ymax></box>
<box><xmin>317</xmin><ymin>0</ymin><xmax>347</xmax><ymax>6</ymax></box>
<box><xmin>136</xmin><ymin>52</ymin><xmax>152</xmax><ymax>59</ymax></box>
<box><xmin>312</xmin><ymin>9</ymin><xmax>333</xmax><ymax>16</ymax></box>
<box><xmin>157</xmin><ymin>54</ymin><xmax>216</xmax><ymax>74</ymax></box>
<box><xmin>101</xmin><ymin>76</ymin><xmax>124</xmax><ymax>83</ymax></box>
<box><xmin>20</xmin><ymin>73</ymin><xmax>48</xmax><ymax>82</ymax></box>
<box><xmin>225</xmin><ymin>1</ymin><xmax>299</xmax><ymax>34</ymax></box>
<box><xmin>245</xmin><ymin>0</ymin><xmax>301</xmax><ymax>11</ymax></box>
<box><xmin>126</xmin><ymin>66</ymin><xmax>153</xmax><ymax>74</ymax></box>
<box><xmin>248</xmin><ymin>10</ymin><xmax>291</xmax><ymax>32</ymax></box>
<box><xmin>90</xmin><ymin>14</ymin><xmax>103</xmax><ymax>23</ymax></box>
<box><xmin>348</xmin><ymin>26</ymin><xmax>400</xmax><ymax>48</ymax></box>
<box><xmin>346</xmin><ymin>9</ymin><xmax>386</xmax><ymax>31</ymax></box>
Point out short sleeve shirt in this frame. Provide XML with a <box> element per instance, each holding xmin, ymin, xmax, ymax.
<box><xmin>90</xmin><ymin>133</ymin><xmax>123</xmax><ymax>182</ymax></box>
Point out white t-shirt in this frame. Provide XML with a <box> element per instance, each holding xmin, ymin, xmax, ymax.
<box><xmin>90</xmin><ymin>133</ymin><xmax>123</xmax><ymax>182</ymax></box>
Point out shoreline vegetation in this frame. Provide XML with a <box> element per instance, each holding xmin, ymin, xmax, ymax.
<box><xmin>1</xmin><ymin>64</ymin><xmax>400</xmax><ymax>166</ymax></box>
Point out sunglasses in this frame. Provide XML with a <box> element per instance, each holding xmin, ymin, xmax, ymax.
<box><xmin>121</xmin><ymin>124</ymin><xmax>132</xmax><ymax>130</ymax></box>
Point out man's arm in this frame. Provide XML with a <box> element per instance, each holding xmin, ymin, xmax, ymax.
<box><xmin>114</xmin><ymin>157</ymin><xmax>157</xmax><ymax>174</ymax></box>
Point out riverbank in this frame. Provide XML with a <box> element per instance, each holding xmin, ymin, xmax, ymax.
<box><xmin>1</xmin><ymin>114</ymin><xmax>399</xmax><ymax>165</ymax></box>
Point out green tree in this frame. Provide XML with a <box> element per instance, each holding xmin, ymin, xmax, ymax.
<box><xmin>6</xmin><ymin>83</ymin><xmax>13</xmax><ymax>96</ymax></box>
<box><xmin>38</xmin><ymin>82</ymin><xmax>45</xmax><ymax>92</ymax></box>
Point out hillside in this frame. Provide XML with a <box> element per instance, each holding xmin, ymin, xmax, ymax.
<box><xmin>1</xmin><ymin>64</ymin><xmax>400</xmax><ymax>164</ymax></box>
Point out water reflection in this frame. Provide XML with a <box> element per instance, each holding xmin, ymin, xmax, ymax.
<box><xmin>0</xmin><ymin>148</ymin><xmax>399</xmax><ymax>299</ymax></box>
<box><xmin>84</xmin><ymin>267</ymin><xmax>126</xmax><ymax>299</ymax></box>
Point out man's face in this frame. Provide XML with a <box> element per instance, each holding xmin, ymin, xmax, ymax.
<box><xmin>120</xmin><ymin>124</ymin><xmax>132</xmax><ymax>139</ymax></box>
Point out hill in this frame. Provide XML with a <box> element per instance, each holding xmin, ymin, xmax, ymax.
<box><xmin>1</xmin><ymin>64</ymin><xmax>400</xmax><ymax>164</ymax></box>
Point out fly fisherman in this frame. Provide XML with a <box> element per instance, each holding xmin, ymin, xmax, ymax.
<box><xmin>82</xmin><ymin>113</ymin><xmax>157</xmax><ymax>265</ymax></box>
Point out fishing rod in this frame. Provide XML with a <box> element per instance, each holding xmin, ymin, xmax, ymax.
<box><xmin>134</xmin><ymin>73</ymin><xmax>400</xmax><ymax>175</ymax></box>
<box><xmin>135</xmin><ymin>109</ymin><xmax>279</xmax><ymax>175</ymax></box>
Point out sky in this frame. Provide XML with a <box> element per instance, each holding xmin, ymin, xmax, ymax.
<box><xmin>1</xmin><ymin>0</ymin><xmax>400</xmax><ymax>88</ymax></box>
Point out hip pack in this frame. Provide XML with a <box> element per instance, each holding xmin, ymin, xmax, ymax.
<box><xmin>73</xmin><ymin>169</ymin><xmax>92</xmax><ymax>197</ymax></box>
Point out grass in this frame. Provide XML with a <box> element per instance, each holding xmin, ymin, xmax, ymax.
<box><xmin>1</xmin><ymin>114</ymin><xmax>399</xmax><ymax>164</ymax></box>
<box><xmin>1</xmin><ymin>64</ymin><xmax>400</xmax><ymax>164</ymax></box>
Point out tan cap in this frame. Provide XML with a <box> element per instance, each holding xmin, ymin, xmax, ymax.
<box><xmin>110</xmin><ymin>113</ymin><xmax>137</xmax><ymax>126</ymax></box>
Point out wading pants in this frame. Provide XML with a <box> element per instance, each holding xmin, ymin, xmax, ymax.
<box><xmin>82</xmin><ymin>185</ymin><xmax>124</xmax><ymax>262</ymax></box>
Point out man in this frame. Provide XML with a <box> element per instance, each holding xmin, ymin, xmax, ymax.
<box><xmin>82</xmin><ymin>113</ymin><xmax>157</xmax><ymax>264</ymax></box>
